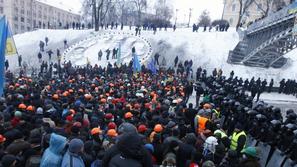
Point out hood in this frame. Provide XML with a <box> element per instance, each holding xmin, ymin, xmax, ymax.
<box><xmin>117</xmin><ymin>133</ymin><xmax>144</xmax><ymax>160</ymax></box>
<box><xmin>49</xmin><ymin>133</ymin><xmax>67</xmax><ymax>154</ymax></box>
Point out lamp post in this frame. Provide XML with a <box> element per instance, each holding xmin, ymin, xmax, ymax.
<box><xmin>221</xmin><ymin>0</ymin><xmax>227</xmax><ymax>20</ymax></box>
<box><xmin>188</xmin><ymin>8</ymin><xmax>192</xmax><ymax>28</ymax></box>
<box><xmin>175</xmin><ymin>9</ymin><xmax>178</xmax><ymax>25</ymax></box>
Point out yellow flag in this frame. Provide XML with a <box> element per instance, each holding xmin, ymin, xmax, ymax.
<box><xmin>5</xmin><ymin>24</ymin><xmax>17</xmax><ymax>56</ymax></box>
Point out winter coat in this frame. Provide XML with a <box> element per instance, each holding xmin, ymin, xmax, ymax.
<box><xmin>5</xmin><ymin>139</ymin><xmax>31</xmax><ymax>155</ymax></box>
<box><xmin>239</xmin><ymin>158</ymin><xmax>260</xmax><ymax>167</ymax></box>
<box><xmin>61</xmin><ymin>151</ymin><xmax>85</xmax><ymax>167</ymax></box>
<box><xmin>102</xmin><ymin>133</ymin><xmax>153</xmax><ymax>167</ymax></box>
<box><xmin>40</xmin><ymin>133</ymin><xmax>67</xmax><ymax>167</ymax></box>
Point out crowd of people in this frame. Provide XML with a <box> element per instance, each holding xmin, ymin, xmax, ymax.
<box><xmin>1</xmin><ymin>48</ymin><xmax>297</xmax><ymax>167</ymax></box>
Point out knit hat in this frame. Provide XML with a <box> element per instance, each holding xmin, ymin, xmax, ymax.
<box><xmin>14</xmin><ymin>111</ymin><xmax>22</xmax><ymax>118</ymax></box>
<box><xmin>118</xmin><ymin>122</ymin><xmax>137</xmax><ymax>134</ymax></box>
<box><xmin>105</xmin><ymin>113</ymin><xmax>114</xmax><ymax>120</ymax></box>
<box><xmin>241</xmin><ymin>147</ymin><xmax>259</xmax><ymax>158</ymax></box>
<box><xmin>36</xmin><ymin>107</ymin><xmax>43</xmax><ymax>115</ymax></box>
<box><xmin>138</xmin><ymin>124</ymin><xmax>147</xmax><ymax>133</ymax></box>
<box><xmin>0</xmin><ymin>134</ymin><xmax>6</xmax><ymax>143</ymax></box>
<box><xmin>202</xmin><ymin>160</ymin><xmax>215</xmax><ymax>167</ymax></box>
<box><xmin>69</xmin><ymin>138</ymin><xmax>84</xmax><ymax>153</ymax></box>
<box><xmin>144</xmin><ymin>143</ymin><xmax>154</xmax><ymax>153</ymax></box>
<box><xmin>108</xmin><ymin>122</ymin><xmax>117</xmax><ymax>130</ymax></box>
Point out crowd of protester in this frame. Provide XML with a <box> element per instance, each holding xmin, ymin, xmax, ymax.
<box><xmin>1</xmin><ymin>51</ymin><xmax>297</xmax><ymax>167</ymax></box>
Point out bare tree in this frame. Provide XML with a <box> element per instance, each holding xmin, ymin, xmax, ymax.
<box><xmin>86</xmin><ymin>0</ymin><xmax>112</xmax><ymax>31</ymax></box>
<box><xmin>131</xmin><ymin>0</ymin><xmax>147</xmax><ymax>25</ymax></box>
<box><xmin>154</xmin><ymin>0</ymin><xmax>173</xmax><ymax>22</ymax></box>
<box><xmin>198</xmin><ymin>10</ymin><xmax>211</xmax><ymax>26</ymax></box>
<box><xmin>252</xmin><ymin>0</ymin><xmax>272</xmax><ymax>17</ymax></box>
<box><xmin>236</xmin><ymin>0</ymin><xmax>254</xmax><ymax>29</ymax></box>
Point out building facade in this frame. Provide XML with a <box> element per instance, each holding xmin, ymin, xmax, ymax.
<box><xmin>222</xmin><ymin>0</ymin><xmax>292</xmax><ymax>27</ymax></box>
<box><xmin>0</xmin><ymin>0</ymin><xmax>80</xmax><ymax>34</ymax></box>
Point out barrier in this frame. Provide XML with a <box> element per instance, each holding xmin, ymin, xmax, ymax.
<box><xmin>282</xmin><ymin>158</ymin><xmax>297</xmax><ymax>167</ymax></box>
<box><xmin>266</xmin><ymin>149</ymin><xmax>286</xmax><ymax>167</ymax></box>
<box><xmin>257</xmin><ymin>142</ymin><xmax>271</xmax><ymax>167</ymax></box>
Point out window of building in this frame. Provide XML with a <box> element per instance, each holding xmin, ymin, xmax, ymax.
<box><xmin>14</xmin><ymin>24</ymin><xmax>18</xmax><ymax>29</ymax></box>
<box><xmin>21</xmin><ymin>0</ymin><xmax>24</xmax><ymax>6</ymax></box>
<box><xmin>232</xmin><ymin>4</ymin><xmax>236</xmax><ymax>12</ymax></box>
<box><xmin>14</xmin><ymin>16</ymin><xmax>18</xmax><ymax>21</ymax></box>
<box><xmin>27</xmin><ymin>27</ymin><xmax>30</xmax><ymax>31</ymax></box>
<box><xmin>27</xmin><ymin>10</ymin><xmax>31</xmax><ymax>15</ymax></box>
<box><xmin>0</xmin><ymin>7</ymin><xmax>3</xmax><ymax>14</ymax></box>
<box><xmin>230</xmin><ymin>18</ymin><xmax>233</xmax><ymax>25</ymax></box>
<box><xmin>21</xmin><ymin>17</ymin><xmax>24</xmax><ymax>22</ymax></box>
<box><xmin>257</xmin><ymin>4</ymin><xmax>262</xmax><ymax>11</ymax></box>
<box><xmin>21</xmin><ymin>9</ymin><xmax>25</xmax><ymax>14</ymax></box>
<box><xmin>0</xmin><ymin>0</ymin><xmax>3</xmax><ymax>3</ymax></box>
<box><xmin>38</xmin><ymin>11</ymin><xmax>42</xmax><ymax>18</ymax></box>
<box><xmin>21</xmin><ymin>25</ymin><xmax>25</xmax><ymax>30</ymax></box>
<box><xmin>14</xmin><ymin>7</ymin><xmax>18</xmax><ymax>13</ymax></box>
<box><xmin>27</xmin><ymin>18</ymin><xmax>30</xmax><ymax>23</ymax></box>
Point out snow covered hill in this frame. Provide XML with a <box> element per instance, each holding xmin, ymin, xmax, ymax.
<box><xmin>9</xmin><ymin>27</ymin><xmax>297</xmax><ymax>84</ymax></box>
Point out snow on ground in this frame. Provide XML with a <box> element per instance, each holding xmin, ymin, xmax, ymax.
<box><xmin>7</xmin><ymin>29</ymin><xmax>92</xmax><ymax>73</ymax></box>
<box><xmin>9</xmin><ymin>27</ymin><xmax>297</xmax><ymax>85</ymax></box>
<box><xmin>63</xmin><ymin>31</ymin><xmax>152</xmax><ymax>66</ymax></box>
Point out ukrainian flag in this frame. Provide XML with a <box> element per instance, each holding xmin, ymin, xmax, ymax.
<box><xmin>0</xmin><ymin>16</ymin><xmax>8</xmax><ymax>96</ymax></box>
<box><xmin>5</xmin><ymin>23</ymin><xmax>17</xmax><ymax>56</ymax></box>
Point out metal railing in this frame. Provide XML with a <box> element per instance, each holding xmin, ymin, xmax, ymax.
<box><xmin>247</xmin><ymin>3</ymin><xmax>297</xmax><ymax>34</ymax></box>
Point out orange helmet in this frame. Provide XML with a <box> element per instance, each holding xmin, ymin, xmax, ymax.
<box><xmin>69</xmin><ymin>109</ymin><xmax>76</xmax><ymax>115</ymax></box>
<box><xmin>91</xmin><ymin>127</ymin><xmax>102</xmax><ymax>135</ymax></box>
<box><xmin>18</xmin><ymin>103</ymin><xmax>27</xmax><ymax>109</ymax></box>
<box><xmin>84</xmin><ymin>94</ymin><xmax>92</xmax><ymax>100</ymax></box>
<box><xmin>52</xmin><ymin>94</ymin><xmax>59</xmax><ymax>100</ymax></box>
<box><xmin>124</xmin><ymin>112</ymin><xmax>133</xmax><ymax>119</ymax></box>
<box><xmin>100</xmin><ymin>98</ymin><xmax>107</xmax><ymax>103</ymax></box>
<box><xmin>63</xmin><ymin>91</ymin><xmax>69</xmax><ymax>97</ymax></box>
<box><xmin>107</xmin><ymin>129</ymin><xmax>118</xmax><ymax>137</ymax></box>
<box><xmin>154</xmin><ymin>124</ymin><xmax>163</xmax><ymax>133</ymax></box>
<box><xmin>26</xmin><ymin>105</ymin><xmax>34</xmax><ymax>112</ymax></box>
<box><xmin>203</xmin><ymin>103</ymin><xmax>212</xmax><ymax>110</ymax></box>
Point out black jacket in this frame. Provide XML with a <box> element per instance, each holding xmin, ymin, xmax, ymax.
<box><xmin>102</xmin><ymin>133</ymin><xmax>153</xmax><ymax>167</ymax></box>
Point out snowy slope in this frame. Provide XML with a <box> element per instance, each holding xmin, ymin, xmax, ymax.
<box><xmin>9</xmin><ymin>27</ymin><xmax>297</xmax><ymax>84</ymax></box>
<box><xmin>7</xmin><ymin>29</ymin><xmax>92</xmax><ymax>72</ymax></box>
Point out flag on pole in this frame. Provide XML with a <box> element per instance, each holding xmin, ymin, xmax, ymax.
<box><xmin>116</xmin><ymin>43</ymin><xmax>121</xmax><ymax>65</ymax></box>
<box><xmin>5</xmin><ymin>23</ymin><xmax>17</xmax><ymax>56</ymax></box>
<box><xmin>132</xmin><ymin>53</ymin><xmax>141</xmax><ymax>73</ymax></box>
<box><xmin>0</xmin><ymin>16</ymin><xmax>8</xmax><ymax>96</ymax></box>
<box><xmin>148</xmin><ymin>58</ymin><xmax>157</xmax><ymax>75</ymax></box>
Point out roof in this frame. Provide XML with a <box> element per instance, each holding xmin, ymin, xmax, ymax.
<box><xmin>36</xmin><ymin>0</ymin><xmax>81</xmax><ymax>15</ymax></box>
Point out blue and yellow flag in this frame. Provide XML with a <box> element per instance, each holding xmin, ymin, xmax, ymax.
<box><xmin>132</xmin><ymin>53</ymin><xmax>141</xmax><ymax>73</ymax></box>
<box><xmin>0</xmin><ymin>16</ymin><xmax>8</xmax><ymax>96</ymax></box>
<box><xmin>5</xmin><ymin>23</ymin><xmax>17</xmax><ymax>56</ymax></box>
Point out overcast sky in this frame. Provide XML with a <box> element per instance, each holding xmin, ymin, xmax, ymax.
<box><xmin>61</xmin><ymin>0</ymin><xmax>224</xmax><ymax>23</ymax></box>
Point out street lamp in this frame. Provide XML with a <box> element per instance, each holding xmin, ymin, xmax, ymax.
<box><xmin>188</xmin><ymin>8</ymin><xmax>192</xmax><ymax>28</ymax></box>
<box><xmin>175</xmin><ymin>9</ymin><xmax>179</xmax><ymax>25</ymax></box>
